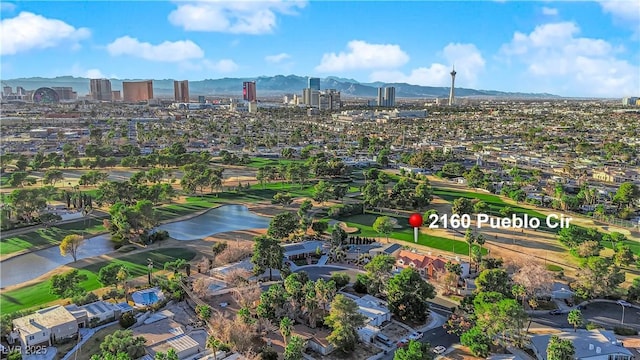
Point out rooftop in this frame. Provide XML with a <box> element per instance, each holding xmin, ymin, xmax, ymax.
<box><xmin>531</xmin><ymin>329</ymin><xmax>633</xmax><ymax>360</ymax></box>
<box><xmin>13</xmin><ymin>305</ymin><xmax>76</xmax><ymax>336</ymax></box>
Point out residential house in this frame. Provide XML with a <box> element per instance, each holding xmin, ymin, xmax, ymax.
<box><xmin>530</xmin><ymin>329</ymin><xmax>633</xmax><ymax>360</ymax></box>
<box><xmin>395</xmin><ymin>250</ymin><xmax>469</xmax><ymax>281</ymax></box>
<box><xmin>65</xmin><ymin>300</ymin><xmax>122</xmax><ymax>327</ymax></box>
<box><xmin>282</xmin><ymin>240</ymin><xmax>325</xmax><ymax>260</ymax></box>
<box><xmin>11</xmin><ymin>306</ymin><xmax>79</xmax><ymax>347</ymax></box>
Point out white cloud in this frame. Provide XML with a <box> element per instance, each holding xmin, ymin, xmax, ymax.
<box><xmin>598</xmin><ymin>0</ymin><xmax>640</xmax><ymax>24</ymax></box>
<box><xmin>203</xmin><ymin>59</ymin><xmax>239</xmax><ymax>73</ymax></box>
<box><xmin>541</xmin><ymin>7</ymin><xmax>558</xmax><ymax>16</ymax></box>
<box><xmin>315</xmin><ymin>40</ymin><xmax>410</xmax><ymax>72</ymax></box>
<box><xmin>180</xmin><ymin>59</ymin><xmax>239</xmax><ymax>73</ymax></box>
<box><xmin>84</xmin><ymin>69</ymin><xmax>107</xmax><ymax>78</ymax></box>
<box><xmin>106</xmin><ymin>36</ymin><xmax>204</xmax><ymax>62</ymax></box>
<box><xmin>168</xmin><ymin>0</ymin><xmax>306</xmax><ymax>34</ymax></box>
<box><xmin>0</xmin><ymin>12</ymin><xmax>90</xmax><ymax>55</ymax></box>
<box><xmin>265</xmin><ymin>53</ymin><xmax>290</xmax><ymax>63</ymax></box>
<box><xmin>369</xmin><ymin>43</ymin><xmax>485</xmax><ymax>87</ymax></box>
<box><xmin>499</xmin><ymin>21</ymin><xmax>639</xmax><ymax>96</ymax></box>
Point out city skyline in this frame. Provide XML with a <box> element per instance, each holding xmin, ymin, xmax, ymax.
<box><xmin>0</xmin><ymin>1</ymin><xmax>639</xmax><ymax>97</ymax></box>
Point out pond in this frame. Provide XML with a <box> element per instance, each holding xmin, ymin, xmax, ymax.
<box><xmin>0</xmin><ymin>205</ymin><xmax>270</xmax><ymax>288</ymax></box>
<box><xmin>157</xmin><ymin>204</ymin><xmax>270</xmax><ymax>240</ymax></box>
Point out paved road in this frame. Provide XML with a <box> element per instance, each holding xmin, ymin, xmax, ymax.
<box><xmin>530</xmin><ymin>302</ymin><xmax>640</xmax><ymax>330</ymax></box>
<box><xmin>380</xmin><ymin>309</ymin><xmax>458</xmax><ymax>360</ymax></box>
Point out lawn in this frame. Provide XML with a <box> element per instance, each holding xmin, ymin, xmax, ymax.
<box><xmin>432</xmin><ymin>188</ymin><xmax>558</xmax><ymax>233</ymax></box>
<box><xmin>0</xmin><ymin>218</ymin><xmax>105</xmax><ymax>255</ymax></box>
<box><xmin>244</xmin><ymin>157</ymin><xmax>305</xmax><ymax>168</ymax></box>
<box><xmin>0</xmin><ymin>247</ymin><xmax>196</xmax><ymax>314</ymax></box>
<box><xmin>338</xmin><ymin>213</ymin><xmax>488</xmax><ymax>257</ymax></box>
<box><xmin>156</xmin><ymin>182</ymin><xmax>316</xmax><ymax>221</ymax></box>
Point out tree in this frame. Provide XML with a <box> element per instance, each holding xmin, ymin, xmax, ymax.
<box><xmin>394</xmin><ymin>340</ymin><xmax>433</xmax><ymax>360</ymax></box>
<box><xmin>452</xmin><ymin>197</ymin><xmax>474</xmax><ymax>216</ymax></box>
<box><xmin>155</xmin><ymin>349</ymin><xmax>179</xmax><ymax>360</ymax></box>
<box><xmin>273</xmin><ymin>192</ymin><xmax>294</xmax><ymax>207</ymax></box>
<box><xmin>547</xmin><ymin>335</ymin><xmax>575</xmax><ymax>360</ymax></box>
<box><xmin>284</xmin><ymin>335</ymin><xmax>305</xmax><ymax>360</ymax></box>
<box><xmin>330</xmin><ymin>273</ymin><xmax>350</xmax><ymax>289</ymax></box>
<box><xmin>567</xmin><ymin>309</ymin><xmax>583</xmax><ymax>332</ymax></box>
<box><xmin>99</xmin><ymin>263</ymin><xmax>123</xmax><ymax>288</ymax></box>
<box><xmin>196</xmin><ymin>304</ymin><xmax>212</xmax><ymax>320</ymax></box>
<box><xmin>40</xmin><ymin>212</ymin><xmax>62</xmax><ymax>228</ymax></box>
<box><xmin>251</xmin><ymin>235</ymin><xmax>285</xmax><ymax>281</ymax></box>
<box><xmin>50</xmin><ymin>269</ymin><xmax>88</xmax><ymax>298</ymax></box>
<box><xmin>325</xmin><ymin>294</ymin><xmax>367</xmax><ymax>353</ymax></box>
<box><xmin>207</xmin><ymin>337</ymin><xmax>223</xmax><ymax>360</ymax></box>
<box><xmin>212</xmin><ymin>241</ymin><xmax>229</xmax><ymax>258</ymax></box>
<box><xmin>267</xmin><ymin>212</ymin><xmax>299</xmax><ymax>240</ymax></box>
<box><xmin>512</xmin><ymin>262</ymin><xmax>554</xmax><ymax>302</ymax></box>
<box><xmin>372</xmin><ymin>216</ymin><xmax>394</xmax><ymax>243</ymax></box>
<box><xmin>387</xmin><ymin>268</ymin><xmax>436</xmax><ymax>323</ymax></box>
<box><xmin>363</xmin><ymin>254</ymin><xmax>396</xmax><ymax>297</ymax></box>
<box><xmin>473</xmin><ymin>201</ymin><xmax>489</xmax><ymax>214</ymax></box>
<box><xmin>627</xmin><ymin>277</ymin><xmax>640</xmax><ymax>302</ymax></box>
<box><xmin>613</xmin><ymin>182</ymin><xmax>639</xmax><ymax>209</ymax></box>
<box><xmin>312</xmin><ymin>180</ymin><xmax>333</xmax><ymax>204</ymax></box>
<box><xmin>512</xmin><ymin>284</ymin><xmax>527</xmax><ymax>307</ymax></box>
<box><xmin>574</xmin><ymin>256</ymin><xmax>624</xmax><ymax>299</ymax></box>
<box><xmin>99</xmin><ymin>330</ymin><xmax>146</xmax><ymax>359</ymax></box>
<box><xmin>91</xmin><ymin>354</ymin><xmax>131</xmax><ymax>360</ymax></box>
<box><xmin>43</xmin><ymin>169</ymin><xmax>64</xmax><ymax>186</ymax></box>
<box><xmin>461</xmin><ymin>326</ymin><xmax>491</xmax><ymax>358</ymax></box>
<box><xmin>475</xmin><ymin>269</ymin><xmax>511</xmax><ymax>297</ymax></box>
<box><xmin>59</xmin><ymin>234</ymin><xmax>84</xmax><ymax>262</ymax></box>
<box><xmin>280</xmin><ymin>317</ymin><xmax>293</xmax><ymax>347</ymax></box>
<box><xmin>465</xmin><ymin>229</ymin><xmax>475</xmax><ymax>266</ymax></box>
<box><xmin>614</xmin><ymin>245</ymin><xmax>635</xmax><ymax>267</ymax></box>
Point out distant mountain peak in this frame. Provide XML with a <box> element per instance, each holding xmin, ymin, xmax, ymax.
<box><xmin>1</xmin><ymin>75</ymin><xmax>560</xmax><ymax>99</ymax></box>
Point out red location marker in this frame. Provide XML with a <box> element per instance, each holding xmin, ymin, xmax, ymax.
<box><xmin>408</xmin><ymin>213</ymin><xmax>423</xmax><ymax>243</ymax></box>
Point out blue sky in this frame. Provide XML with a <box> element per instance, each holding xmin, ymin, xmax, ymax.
<box><xmin>1</xmin><ymin>0</ymin><xmax>639</xmax><ymax>97</ymax></box>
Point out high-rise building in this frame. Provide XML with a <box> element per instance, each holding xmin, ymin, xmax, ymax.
<box><xmin>449</xmin><ymin>66</ymin><xmax>456</xmax><ymax>106</ymax></box>
<box><xmin>319</xmin><ymin>89</ymin><xmax>341</xmax><ymax>110</ymax></box>
<box><xmin>376</xmin><ymin>87</ymin><xmax>395</xmax><ymax>107</ymax></box>
<box><xmin>16</xmin><ymin>87</ymin><xmax>25</xmax><ymax>95</ymax></box>
<box><xmin>111</xmin><ymin>91</ymin><xmax>121</xmax><ymax>101</ymax></box>
<box><xmin>3</xmin><ymin>86</ymin><xmax>12</xmax><ymax>96</ymax></box>
<box><xmin>377</xmin><ymin>88</ymin><xmax>384</xmax><ymax>106</ymax></box>
<box><xmin>243</xmin><ymin>81</ymin><xmax>257</xmax><ymax>102</ymax></box>
<box><xmin>90</xmin><ymin>79</ymin><xmax>112</xmax><ymax>101</ymax></box>
<box><xmin>308</xmin><ymin>77</ymin><xmax>320</xmax><ymax>91</ymax></box>
<box><xmin>198</xmin><ymin>95</ymin><xmax>206</xmax><ymax>104</ymax></box>
<box><xmin>384</xmin><ymin>87</ymin><xmax>395</xmax><ymax>107</ymax></box>
<box><xmin>174</xmin><ymin>80</ymin><xmax>189</xmax><ymax>102</ymax></box>
<box><xmin>123</xmin><ymin>80</ymin><xmax>153</xmax><ymax>102</ymax></box>
<box><xmin>52</xmin><ymin>87</ymin><xmax>77</xmax><ymax>101</ymax></box>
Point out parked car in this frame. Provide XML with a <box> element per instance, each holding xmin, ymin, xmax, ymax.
<box><xmin>549</xmin><ymin>309</ymin><xmax>564</xmax><ymax>315</ymax></box>
<box><xmin>409</xmin><ymin>332</ymin><xmax>424</xmax><ymax>340</ymax></box>
<box><xmin>617</xmin><ymin>300</ymin><xmax>632</xmax><ymax>307</ymax></box>
<box><xmin>397</xmin><ymin>340</ymin><xmax>409</xmax><ymax>348</ymax></box>
<box><xmin>433</xmin><ymin>346</ymin><xmax>447</xmax><ymax>355</ymax></box>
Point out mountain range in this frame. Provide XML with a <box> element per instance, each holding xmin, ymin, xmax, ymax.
<box><xmin>1</xmin><ymin>75</ymin><xmax>559</xmax><ymax>99</ymax></box>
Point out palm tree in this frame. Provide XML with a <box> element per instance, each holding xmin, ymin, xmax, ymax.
<box><xmin>465</xmin><ymin>229</ymin><xmax>475</xmax><ymax>269</ymax></box>
<box><xmin>280</xmin><ymin>317</ymin><xmax>293</xmax><ymax>347</ymax></box>
<box><xmin>567</xmin><ymin>309</ymin><xmax>583</xmax><ymax>332</ymax></box>
<box><xmin>206</xmin><ymin>336</ymin><xmax>222</xmax><ymax>360</ymax></box>
<box><xmin>475</xmin><ymin>234</ymin><xmax>485</xmax><ymax>268</ymax></box>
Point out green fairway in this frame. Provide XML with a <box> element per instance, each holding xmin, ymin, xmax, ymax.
<box><xmin>0</xmin><ymin>247</ymin><xmax>196</xmax><ymax>314</ymax></box>
<box><xmin>432</xmin><ymin>188</ymin><xmax>558</xmax><ymax>233</ymax></box>
<box><xmin>157</xmin><ymin>182</ymin><xmax>316</xmax><ymax>221</ymax></box>
<box><xmin>0</xmin><ymin>218</ymin><xmax>105</xmax><ymax>255</ymax></box>
<box><xmin>244</xmin><ymin>157</ymin><xmax>305</xmax><ymax>168</ymax></box>
<box><xmin>338</xmin><ymin>213</ymin><xmax>488</xmax><ymax>257</ymax></box>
